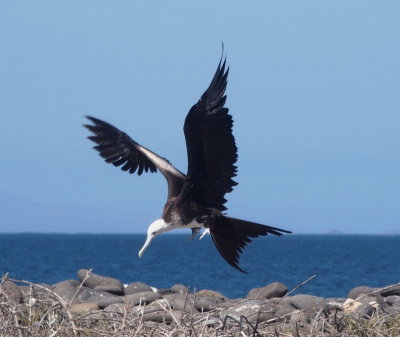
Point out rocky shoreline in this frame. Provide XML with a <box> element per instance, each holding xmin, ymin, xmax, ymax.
<box><xmin>1</xmin><ymin>269</ymin><xmax>400</xmax><ymax>336</ymax></box>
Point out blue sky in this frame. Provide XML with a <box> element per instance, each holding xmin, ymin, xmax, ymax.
<box><xmin>1</xmin><ymin>1</ymin><xmax>399</xmax><ymax>233</ymax></box>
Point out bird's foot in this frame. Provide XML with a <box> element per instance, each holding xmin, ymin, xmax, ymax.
<box><xmin>199</xmin><ymin>228</ymin><xmax>210</xmax><ymax>240</ymax></box>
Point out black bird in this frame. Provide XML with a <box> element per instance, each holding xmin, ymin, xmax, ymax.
<box><xmin>84</xmin><ymin>57</ymin><xmax>291</xmax><ymax>272</ymax></box>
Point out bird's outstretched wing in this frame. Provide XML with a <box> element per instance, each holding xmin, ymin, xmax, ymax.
<box><xmin>210</xmin><ymin>217</ymin><xmax>292</xmax><ymax>273</ymax></box>
<box><xmin>84</xmin><ymin>116</ymin><xmax>186</xmax><ymax>199</ymax></box>
<box><xmin>183</xmin><ymin>58</ymin><xmax>237</xmax><ymax>211</ymax></box>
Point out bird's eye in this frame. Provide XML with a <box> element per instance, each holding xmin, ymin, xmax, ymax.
<box><xmin>151</xmin><ymin>232</ymin><xmax>156</xmax><ymax>235</ymax></box>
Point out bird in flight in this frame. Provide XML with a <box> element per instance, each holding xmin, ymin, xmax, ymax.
<box><xmin>84</xmin><ymin>56</ymin><xmax>291</xmax><ymax>272</ymax></box>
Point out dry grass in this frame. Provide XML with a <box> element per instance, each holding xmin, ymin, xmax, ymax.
<box><xmin>1</xmin><ymin>277</ymin><xmax>400</xmax><ymax>337</ymax></box>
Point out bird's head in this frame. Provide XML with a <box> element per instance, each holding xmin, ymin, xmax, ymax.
<box><xmin>138</xmin><ymin>219</ymin><xmax>169</xmax><ymax>258</ymax></box>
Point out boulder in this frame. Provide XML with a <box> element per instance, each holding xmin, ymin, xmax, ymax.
<box><xmin>247</xmin><ymin>282</ymin><xmax>288</xmax><ymax>299</ymax></box>
<box><xmin>1</xmin><ymin>281</ymin><xmax>23</xmax><ymax>304</ymax></box>
<box><xmin>70</xmin><ymin>302</ymin><xmax>99</xmax><ymax>315</ymax></box>
<box><xmin>94</xmin><ymin>285</ymin><xmax>125</xmax><ymax>295</ymax></box>
<box><xmin>270</xmin><ymin>307</ymin><xmax>295</xmax><ymax>322</ymax></box>
<box><xmin>77</xmin><ymin>269</ymin><xmax>124</xmax><ymax>295</ymax></box>
<box><xmin>53</xmin><ymin>280</ymin><xmax>79</xmax><ymax>302</ymax></box>
<box><xmin>77</xmin><ymin>288</ymin><xmax>117</xmax><ymax>304</ymax></box>
<box><xmin>171</xmin><ymin>284</ymin><xmax>188</xmax><ymax>294</ymax></box>
<box><xmin>97</xmin><ymin>296</ymin><xmax>124</xmax><ymax>309</ymax></box>
<box><xmin>196</xmin><ymin>289</ymin><xmax>226</xmax><ymax>300</ymax></box>
<box><xmin>194</xmin><ymin>297</ymin><xmax>222</xmax><ymax>312</ymax></box>
<box><xmin>124</xmin><ymin>291</ymin><xmax>162</xmax><ymax>306</ymax></box>
<box><xmin>162</xmin><ymin>293</ymin><xmax>195</xmax><ymax>313</ymax></box>
<box><xmin>347</xmin><ymin>286</ymin><xmax>379</xmax><ymax>299</ymax></box>
<box><xmin>157</xmin><ymin>288</ymin><xmax>174</xmax><ymax>295</ymax></box>
<box><xmin>290</xmin><ymin>310</ymin><xmax>313</xmax><ymax>325</ymax></box>
<box><xmin>104</xmin><ymin>303</ymin><xmax>126</xmax><ymax>313</ymax></box>
<box><xmin>124</xmin><ymin>282</ymin><xmax>153</xmax><ymax>295</ymax></box>
<box><xmin>385</xmin><ymin>295</ymin><xmax>400</xmax><ymax>306</ymax></box>
<box><xmin>380</xmin><ymin>284</ymin><xmax>400</xmax><ymax>297</ymax></box>
<box><xmin>289</xmin><ymin>294</ymin><xmax>327</xmax><ymax>311</ymax></box>
<box><xmin>219</xmin><ymin>299</ymin><xmax>271</xmax><ymax>323</ymax></box>
<box><xmin>384</xmin><ymin>295</ymin><xmax>400</xmax><ymax>314</ymax></box>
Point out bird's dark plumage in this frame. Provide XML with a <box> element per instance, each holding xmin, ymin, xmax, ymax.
<box><xmin>84</xmin><ymin>116</ymin><xmax>185</xmax><ymax>199</ymax></box>
<box><xmin>183</xmin><ymin>59</ymin><xmax>237</xmax><ymax>211</ymax></box>
<box><xmin>210</xmin><ymin>217</ymin><xmax>291</xmax><ymax>273</ymax></box>
<box><xmin>84</xmin><ymin>55</ymin><xmax>291</xmax><ymax>272</ymax></box>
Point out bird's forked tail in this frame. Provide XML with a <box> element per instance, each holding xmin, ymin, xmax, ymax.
<box><xmin>209</xmin><ymin>216</ymin><xmax>291</xmax><ymax>273</ymax></box>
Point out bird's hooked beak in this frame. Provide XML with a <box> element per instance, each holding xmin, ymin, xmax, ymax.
<box><xmin>138</xmin><ymin>233</ymin><xmax>155</xmax><ymax>257</ymax></box>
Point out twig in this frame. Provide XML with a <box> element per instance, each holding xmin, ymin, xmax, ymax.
<box><xmin>309</xmin><ymin>307</ymin><xmax>324</xmax><ymax>334</ymax></box>
<box><xmin>8</xmin><ymin>278</ymin><xmax>78</xmax><ymax>337</ymax></box>
<box><xmin>69</xmin><ymin>268</ymin><xmax>93</xmax><ymax>307</ymax></box>
<box><xmin>245</xmin><ymin>287</ymin><xmax>263</xmax><ymax>316</ymax></box>
<box><xmin>276</xmin><ymin>275</ymin><xmax>317</xmax><ymax>304</ymax></box>
<box><xmin>357</xmin><ymin>282</ymin><xmax>400</xmax><ymax>300</ymax></box>
<box><xmin>1</xmin><ymin>272</ymin><xmax>9</xmax><ymax>286</ymax></box>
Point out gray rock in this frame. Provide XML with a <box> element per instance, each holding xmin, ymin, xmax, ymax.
<box><xmin>94</xmin><ymin>285</ymin><xmax>124</xmax><ymax>295</ymax></box>
<box><xmin>171</xmin><ymin>284</ymin><xmax>188</xmax><ymax>294</ymax></box>
<box><xmin>77</xmin><ymin>269</ymin><xmax>124</xmax><ymax>294</ymax></box>
<box><xmin>273</xmin><ymin>296</ymin><xmax>294</xmax><ymax>309</ymax></box>
<box><xmin>124</xmin><ymin>282</ymin><xmax>153</xmax><ymax>295</ymax></box>
<box><xmin>124</xmin><ymin>291</ymin><xmax>162</xmax><ymax>305</ymax></box>
<box><xmin>196</xmin><ymin>289</ymin><xmax>226</xmax><ymax>300</ymax></box>
<box><xmin>289</xmin><ymin>294</ymin><xmax>327</xmax><ymax>311</ymax></box>
<box><xmin>217</xmin><ymin>298</ymin><xmax>243</xmax><ymax>309</ymax></box>
<box><xmin>247</xmin><ymin>282</ymin><xmax>288</xmax><ymax>299</ymax></box>
<box><xmin>347</xmin><ymin>286</ymin><xmax>379</xmax><ymax>299</ymax></box>
<box><xmin>290</xmin><ymin>310</ymin><xmax>313</xmax><ymax>325</ymax></box>
<box><xmin>77</xmin><ymin>288</ymin><xmax>117</xmax><ymax>304</ymax></box>
<box><xmin>385</xmin><ymin>295</ymin><xmax>400</xmax><ymax>306</ymax></box>
<box><xmin>384</xmin><ymin>295</ymin><xmax>400</xmax><ymax>314</ymax></box>
<box><xmin>157</xmin><ymin>288</ymin><xmax>174</xmax><ymax>295</ymax></box>
<box><xmin>20</xmin><ymin>283</ymin><xmax>53</xmax><ymax>297</ymax></box>
<box><xmin>380</xmin><ymin>285</ymin><xmax>400</xmax><ymax>297</ymax></box>
<box><xmin>194</xmin><ymin>297</ymin><xmax>222</xmax><ymax>312</ymax></box>
<box><xmin>219</xmin><ymin>299</ymin><xmax>271</xmax><ymax>323</ymax></box>
<box><xmin>97</xmin><ymin>296</ymin><xmax>124</xmax><ymax>309</ymax></box>
<box><xmin>256</xmin><ymin>312</ymin><xmax>276</xmax><ymax>323</ymax></box>
<box><xmin>104</xmin><ymin>303</ymin><xmax>126</xmax><ymax>313</ymax></box>
<box><xmin>162</xmin><ymin>293</ymin><xmax>195</xmax><ymax>313</ymax></box>
<box><xmin>56</xmin><ymin>279</ymin><xmax>80</xmax><ymax>287</ymax></box>
<box><xmin>356</xmin><ymin>303</ymin><xmax>376</xmax><ymax>318</ymax></box>
<box><xmin>53</xmin><ymin>280</ymin><xmax>79</xmax><ymax>302</ymax></box>
<box><xmin>270</xmin><ymin>307</ymin><xmax>295</xmax><ymax>322</ymax></box>
<box><xmin>1</xmin><ymin>281</ymin><xmax>23</xmax><ymax>304</ymax></box>
<box><xmin>70</xmin><ymin>302</ymin><xmax>99</xmax><ymax>314</ymax></box>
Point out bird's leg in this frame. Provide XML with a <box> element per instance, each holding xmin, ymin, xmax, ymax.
<box><xmin>188</xmin><ymin>227</ymin><xmax>201</xmax><ymax>241</ymax></box>
<box><xmin>199</xmin><ymin>228</ymin><xmax>210</xmax><ymax>240</ymax></box>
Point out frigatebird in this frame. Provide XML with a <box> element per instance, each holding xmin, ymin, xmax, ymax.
<box><xmin>84</xmin><ymin>57</ymin><xmax>291</xmax><ymax>272</ymax></box>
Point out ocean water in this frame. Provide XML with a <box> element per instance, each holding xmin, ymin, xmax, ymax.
<box><xmin>0</xmin><ymin>234</ymin><xmax>399</xmax><ymax>299</ymax></box>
